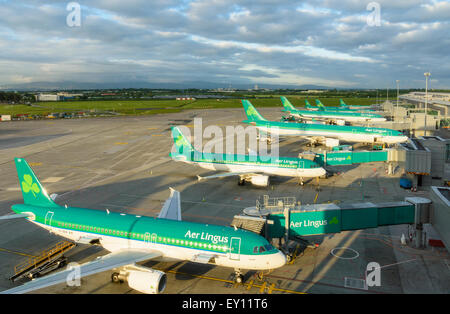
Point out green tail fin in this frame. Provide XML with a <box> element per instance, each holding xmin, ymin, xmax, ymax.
<box><xmin>339</xmin><ymin>99</ymin><xmax>348</xmax><ymax>108</ymax></box>
<box><xmin>315</xmin><ymin>99</ymin><xmax>326</xmax><ymax>111</ymax></box>
<box><xmin>305</xmin><ymin>100</ymin><xmax>313</xmax><ymax>108</ymax></box>
<box><xmin>171</xmin><ymin>126</ymin><xmax>195</xmax><ymax>157</ymax></box>
<box><xmin>280</xmin><ymin>96</ymin><xmax>296</xmax><ymax>111</ymax></box>
<box><xmin>242</xmin><ymin>100</ymin><xmax>267</xmax><ymax>121</ymax></box>
<box><xmin>14</xmin><ymin>158</ymin><xmax>59</xmax><ymax>208</ymax></box>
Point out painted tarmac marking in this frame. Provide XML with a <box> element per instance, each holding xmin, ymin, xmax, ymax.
<box><xmin>6</xmin><ymin>187</ymin><xmax>21</xmax><ymax>191</ymax></box>
<box><xmin>160</xmin><ymin>269</ymin><xmax>306</xmax><ymax>295</ymax></box>
<box><xmin>330</xmin><ymin>247</ymin><xmax>360</xmax><ymax>260</ymax></box>
<box><xmin>0</xmin><ymin>247</ymin><xmax>37</xmax><ymax>258</ymax></box>
<box><xmin>314</xmin><ymin>192</ymin><xmax>319</xmax><ymax>204</ymax></box>
<box><xmin>42</xmin><ymin>177</ymin><xmax>64</xmax><ymax>183</ymax></box>
<box><xmin>28</xmin><ymin>162</ymin><xmax>42</xmax><ymax>166</ymax></box>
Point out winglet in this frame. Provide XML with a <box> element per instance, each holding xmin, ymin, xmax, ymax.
<box><xmin>158</xmin><ymin>188</ymin><xmax>182</xmax><ymax>221</ymax></box>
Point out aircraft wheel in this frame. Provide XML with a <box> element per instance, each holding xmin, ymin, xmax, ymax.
<box><xmin>111</xmin><ymin>272</ymin><xmax>122</xmax><ymax>283</ymax></box>
<box><xmin>286</xmin><ymin>255</ymin><xmax>292</xmax><ymax>263</ymax></box>
<box><xmin>235</xmin><ymin>274</ymin><xmax>243</xmax><ymax>284</ymax></box>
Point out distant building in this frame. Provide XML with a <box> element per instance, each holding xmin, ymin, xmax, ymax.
<box><xmin>35</xmin><ymin>94</ymin><xmax>62</xmax><ymax>101</ymax></box>
<box><xmin>400</xmin><ymin>92</ymin><xmax>450</xmax><ymax>117</ymax></box>
<box><xmin>57</xmin><ymin>92</ymin><xmax>83</xmax><ymax>98</ymax></box>
<box><xmin>300</xmin><ymin>90</ymin><xmax>325</xmax><ymax>93</ymax></box>
<box><xmin>404</xmin><ymin>92</ymin><xmax>450</xmax><ymax>102</ymax></box>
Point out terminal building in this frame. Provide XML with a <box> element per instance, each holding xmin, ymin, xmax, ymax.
<box><xmin>399</xmin><ymin>92</ymin><xmax>450</xmax><ymax>118</ymax></box>
<box><xmin>35</xmin><ymin>92</ymin><xmax>83</xmax><ymax>101</ymax></box>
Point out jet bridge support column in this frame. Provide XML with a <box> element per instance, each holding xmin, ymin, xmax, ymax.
<box><xmin>405</xmin><ymin>197</ymin><xmax>431</xmax><ymax>248</ymax></box>
<box><xmin>284</xmin><ymin>207</ymin><xmax>290</xmax><ymax>249</ymax></box>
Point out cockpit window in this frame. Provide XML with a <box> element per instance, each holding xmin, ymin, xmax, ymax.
<box><xmin>259</xmin><ymin>246</ymin><xmax>266</xmax><ymax>253</ymax></box>
<box><xmin>253</xmin><ymin>246</ymin><xmax>259</xmax><ymax>253</ymax></box>
<box><xmin>264</xmin><ymin>244</ymin><xmax>275</xmax><ymax>251</ymax></box>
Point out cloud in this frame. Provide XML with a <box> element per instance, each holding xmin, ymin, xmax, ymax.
<box><xmin>0</xmin><ymin>0</ymin><xmax>449</xmax><ymax>88</ymax></box>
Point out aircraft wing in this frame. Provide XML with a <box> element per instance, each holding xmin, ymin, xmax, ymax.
<box><xmin>1</xmin><ymin>249</ymin><xmax>161</xmax><ymax>294</ymax></box>
<box><xmin>197</xmin><ymin>171</ymin><xmax>260</xmax><ymax>181</ymax></box>
<box><xmin>157</xmin><ymin>188</ymin><xmax>181</xmax><ymax>221</ymax></box>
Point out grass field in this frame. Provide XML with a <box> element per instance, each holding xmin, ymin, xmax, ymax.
<box><xmin>0</xmin><ymin>96</ymin><xmax>383</xmax><ymax>117</ymax></box>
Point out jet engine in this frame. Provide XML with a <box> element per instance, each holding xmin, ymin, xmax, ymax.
<box><xmin>249</xmin><ymin>175</ymin><xmax>270</xmax><ymax>187</ymax></box>
<box><xmin>115</xmin><ymin>266</ymin><xmax>167</xmax><ymax>294</ymax></box>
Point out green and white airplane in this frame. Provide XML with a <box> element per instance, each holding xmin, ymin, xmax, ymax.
<box><xmin>0</xmin><ymin>158</ymin><xmax>286</xmax><ymax>294</ymax></box>
<box><xmin>337</xmin><ymin>99</ymin><xmax>376</xmax><ymax>111</ymax></box>
<box><xmin>305</xmin><ymin>99</ymin><xmax>375</xmax><ymax>112</ymax></box>
<box><xmin>242</xmin><ymin>100</ymin><xmax>408</xmax><ymax>145</ymax></box>
<box><xmin>281</xmin><ymin>97</ymin><xmax>385</xmax><ymax>123</ymax></box>
<box><xmin>170</xmin><ymin>126</ymin><xmax>326</xmax><ymax>186</ymax></box>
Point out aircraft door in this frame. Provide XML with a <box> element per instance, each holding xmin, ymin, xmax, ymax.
<box><xmin>229</xmin><ymin>237</ymin><xmax>241</xmax><ymax>261</ymax></box>
<box><xmin>44</xmin><ymin>211</ymin><xmax>54</xmax><ymax>226</ymax></box>
<box><xmin>144</xmin><ymin>232</ymin><xmax>157</xmax><ymax>247</ymax></box>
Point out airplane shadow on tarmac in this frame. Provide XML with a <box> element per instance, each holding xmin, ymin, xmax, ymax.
<box><xmin>0</xmin><ymin>158</ymin><xmax>407</xmax><ymax>293</ymax></box>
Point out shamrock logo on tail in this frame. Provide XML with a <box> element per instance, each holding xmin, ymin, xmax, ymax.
<box><xmin>22</xmin><ymin>174</ymin><xmax>40</xmax><ymax>197</ymax></box>
<box><xmin>246</xmin><ymin>105</ymin><xmax>257</xmax><ymax>117</ymax></box>
<box><xmin>175</xmin><ymin>135</ymin><xmax>184</xmax><ymax>146</ymax></box>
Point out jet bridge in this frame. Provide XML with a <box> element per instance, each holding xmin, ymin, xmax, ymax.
<box><xmin>238</xmin><ymin>195</ymin><xmax>431</xmax><ymax>249</ymax></box>
<box><xmin>314</xmin><ymin>150</ymin><xmax>389</xmax><ymax>166</ymax></box>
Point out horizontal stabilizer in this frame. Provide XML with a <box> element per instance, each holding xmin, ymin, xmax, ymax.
<box><xmin>197</xmin><ymin>172</ymin><xmax>256</xmax><ymax>181</ymax></box>
<box><xmin>0</xmin><ymin>213</ymin><xmax>33</xmax><ymax>220</ymax></box>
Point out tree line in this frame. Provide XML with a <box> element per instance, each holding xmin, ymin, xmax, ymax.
<box><xmin>0</xmin><ymin>92</ymin><xmax>36</xmax><ymax>103</ymax></box>
<box><xmin>0</xmin><ymin>91</ymin><xmax>23</xmax><ymax>103</ymax></box>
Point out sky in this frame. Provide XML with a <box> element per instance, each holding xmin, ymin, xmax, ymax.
<box><xmin>0</xmin><ymin>0</ymin><xmax>449</xmax><ymax>89</ymax></box>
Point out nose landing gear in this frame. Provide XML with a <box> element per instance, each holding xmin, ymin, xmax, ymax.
<box><xmin>233</xmin><ymin>269</ymin><xmax>244</xmax><ymax>283</ymax></box>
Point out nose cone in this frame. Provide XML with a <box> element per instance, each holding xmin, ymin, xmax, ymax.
<box><xmin>272</xmin><ymin>251</ymin><xmax>287</xmax><ymax>269</ymax></box>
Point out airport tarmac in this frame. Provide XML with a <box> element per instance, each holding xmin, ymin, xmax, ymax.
<box><xmin>0</xmin><ymin>107</ymin><xmax>449</xmax><ymax>294</ymax></box>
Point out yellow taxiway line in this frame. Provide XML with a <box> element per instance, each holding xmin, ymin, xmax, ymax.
<box><xmin>0</xmin><ymin>247</ymin><xmax>37</xmax><ymax>258</ymax></box>
<box><xmin>162</xmin><ymin>269</ymin><xmax>306</xmax><ymax>295</ymax></box>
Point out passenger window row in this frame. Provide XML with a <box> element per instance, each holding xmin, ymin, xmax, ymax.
<box><xmin>55</xmin><ymin>221</ymin><xmax>229</xmax><ymax>251</ymax></box>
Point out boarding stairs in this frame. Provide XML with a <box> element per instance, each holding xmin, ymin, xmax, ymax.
<box><xmin>10</xmin><ymin>240</ymin><xmax>75</xmax><ymax>282</ymax></box>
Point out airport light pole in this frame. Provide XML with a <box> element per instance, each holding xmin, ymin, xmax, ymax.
<box><xmin>424</xmin><ymin>72</ymin><xmax>431</xmax><ymax>136</ymax></box>
<box><xmin>396</xmin><ymin>80</ymin><xmax>399</xmax><ymax>110</ymax></box>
